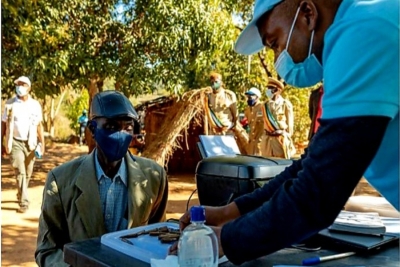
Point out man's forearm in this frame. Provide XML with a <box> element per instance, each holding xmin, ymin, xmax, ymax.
<box><xmin>37</xmin><ymin>123</ymin><xmax>45</xmax><ymax>144</ymax></box>
<box><xmin>233</xmin><ymin>154</ymin><xmax>304</xmax><ymax>215</ymax></box>
<box><xmin>222</xmin><ymin>116</ymin><xmax>390</xmax><ymax>265</ymax></box>
<box><xmin>230</xmin><ymin>104</ymin><xmax>238</xmax><ymax>126</ymax></box>
<box><xmin>1</xmin><ymin>121</ymin><xmax>6</xmax><ymax>144</ymax></box>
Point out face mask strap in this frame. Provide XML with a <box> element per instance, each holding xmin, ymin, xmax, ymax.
<box><xmin>308</xmin><ymin>30</ymin><xmax>315</xmax><ymax>57</ymax></box>
<box><xmin>286</xmin><ymin>6</ymin><xmax>301</xmax><ymax>50</ymax></box>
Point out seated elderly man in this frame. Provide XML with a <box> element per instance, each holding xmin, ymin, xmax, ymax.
<box><xmin>35</xmin><ymin>91</ymin><xmax>168</xmax><ymax>267</ymax></box>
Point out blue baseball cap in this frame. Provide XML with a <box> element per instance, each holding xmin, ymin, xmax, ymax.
<box><xmin>235</xmin><ymin>0</ymin><xmax>283</xmax><ymax>55</ymax></box>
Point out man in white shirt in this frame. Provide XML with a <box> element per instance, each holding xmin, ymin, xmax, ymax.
<box><xmin>1</xmin><ymin>76</ymin><xmax>45</xmax><ymax>213</ymax></box>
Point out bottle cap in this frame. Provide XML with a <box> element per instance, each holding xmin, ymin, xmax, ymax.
<box><xmin>190</xmin><ymin>206</ymin><xmax>205</xmax><ymax>222</ymax></box>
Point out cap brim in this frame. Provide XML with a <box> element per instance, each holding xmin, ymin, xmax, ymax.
<box><xmin>14</xmin><ymin>78</ymin><xmax>30</xmax><ymax>86</ymax></box>
<box><xmin>235</xmin><ymin>0</ymin><xmax>283</xmax><ymax>55</ymax></box>
<box><xmin>234</xmin><ymin>21</ymin><xmax>265</xmax><ymax>55</ymax></box>
<box><xmin>14</xmin><ymin>79</ymin><xmax>22</xmax><ymax>85</ymax></box>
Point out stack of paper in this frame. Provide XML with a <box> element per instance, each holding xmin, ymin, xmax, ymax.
<box><xmin>328</xmin><ymin>210</ymin><xmax>386</xmax><ymax>235</ymax></box>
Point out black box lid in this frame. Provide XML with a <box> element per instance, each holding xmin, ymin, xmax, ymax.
<box><xmin>195</xmin><ymin>155</ymin><xmax>292</xmax><ymax>179</ymax></box>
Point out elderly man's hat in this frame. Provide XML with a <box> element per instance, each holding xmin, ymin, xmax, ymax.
<box><xmin>90</xmin><ymin>91</ymin><xmax>138</xmax><ymax>120</ymax></box>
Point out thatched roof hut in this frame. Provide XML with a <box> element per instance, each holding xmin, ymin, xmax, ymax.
<box><xmin>138</xmin><ymin>88</ymin><xmax>249</xmax><ymax>174</ymax></box>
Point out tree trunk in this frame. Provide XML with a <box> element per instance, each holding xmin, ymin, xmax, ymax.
<box><xmin>48</xmin><ymin>89</ymin><xmax>67</xmax><ymax>138</ymax></box>
<box><xmin>86</xmin><ymin>77</ymin><xmax>103</xmax><ymax>153</ymax></box>
<box><xmin>257</xmin><ymin>52</ymin><xmax>273</xmax><ymax>78</ymax></box>
<box><xmin>42</xmin><ymin>97</ymin><xmax>50</xmax><ymax>133</ymax></box>
<box><xmin>49</xmin><ymin>98</ymin><xmax>55</xmax><ymax>137</ymax></box>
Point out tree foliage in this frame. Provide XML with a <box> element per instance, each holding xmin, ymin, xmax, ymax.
<box><xmin>65</xmin><ymin>90</ymin><xmax>90</xmax><ymax>135</ymax></box>
<box><xmin>2</xmin><ymin>0</ymin><xmax>313</xmax><ymax>144</ymax></box>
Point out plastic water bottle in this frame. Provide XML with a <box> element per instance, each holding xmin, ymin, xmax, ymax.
<box><xmin>35</xmin><ymin>143</ymin><xmax>42</xmax><ymax>159</ymax></box>
<box><xmin>178</xmin><ymin>206</ymin><xmax>218</xmax><ymax>267</ymax></box>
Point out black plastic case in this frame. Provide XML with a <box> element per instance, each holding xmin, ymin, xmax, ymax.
<box><xmin>195</xmin><ymin>155</ymin><xmax>292</xmax><ymax>206</ymax></box>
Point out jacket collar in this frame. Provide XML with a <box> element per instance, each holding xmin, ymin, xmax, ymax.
<box><xmin>74</xmin><ymin>150</ymin><xmax>150</xmax><ymax>237</ymax></box>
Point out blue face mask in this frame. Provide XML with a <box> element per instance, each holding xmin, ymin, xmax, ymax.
<box><xmin>16</xmin><ymin>86</ymin><xmax>29</xmax><ymax>96</ymax></box>
<box><xmin>247</xmin><ymin>99</ymin><xmax>257</xmax><ymax>106</ymax></box>
<box><xmin>94</xmin><ymin>128</ymin><xmax>133</xmax><ymax>162</ymax></box>
<box><xmin>274</xmin><ymin>7</ymin><xmax>323</xmax><ymax>88</ymax></box>
<box><xmin>211</xmin><ymin>81</ymin><xmax>221</xmax><ymax>90</ymax></box>
<box><xmin>266</xmin><ymin>89</ymin><xmax>274</xmax><ymax>99</ymax></box>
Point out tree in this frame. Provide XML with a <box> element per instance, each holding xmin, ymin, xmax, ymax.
<box><xmin>2</xmin><ymin>0</ymin><xmax>313</xmax><ymax>146</ymax></box>
<box><xmin>65</xmin><ymin>89</ymin><xmax>90</xmax><ymax>135</ymax></box>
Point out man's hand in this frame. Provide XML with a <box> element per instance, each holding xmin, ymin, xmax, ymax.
<box><xmin>168</xmin><ymin>241</ymin><xmax>178</xmax><ymax>256</ymax></box>
<box><xmin>170</xmin><ymin>204</ymin><xmax>240</xmax><ymax>256</ymax></box>
<box><xmin>179</xmin><ymin>210</ymin><xmax>191</xmax><ymax>232</ymax></box>
<box><xmin>168</xmin><ymin>226</ymin><xmax>225</xmax><ymax>258</ymax></box>
<box><xmin>41</xmin><ymin>143</ymin><xmax>45</xmax><ymax>156</ymax></box>
<box><xmin>179</xmin><ymin>204</ymin><xmax>241</xmax><ymax>231</ymax></box>
<box><xmin>210</xmin><ymin>226</ymin><xmax>225</xmax><ymax>258</ymax></box>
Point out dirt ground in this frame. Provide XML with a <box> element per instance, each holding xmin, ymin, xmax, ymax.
<box><xmin>1</xmin><ymin>143</ymin><xmax>200</xmax><ymax>267</ymax></box>
<box><xmin>0</xmin><ymin>143</ymin><xmax>379</xmax><ymax>267</ymax></box>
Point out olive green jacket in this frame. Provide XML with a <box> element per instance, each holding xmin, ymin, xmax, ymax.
<box><xmin>35</xmin><ymin>150</ymin><xmax>168</xmax><ymax>267</ymax></box>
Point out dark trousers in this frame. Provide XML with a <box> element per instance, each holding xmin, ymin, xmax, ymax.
<box><xmin>79</xmin><ymin>125</ymin><xmax>86</xmax><ymax>145</ymax></box>
<box><xmin>10</xmin><ymin>139</ymin><xmax>36</xmax><ymax>207</ymax></box>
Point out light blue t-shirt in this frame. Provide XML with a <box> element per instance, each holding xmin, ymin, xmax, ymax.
<box><xmin>322</xmin><ymin>0</ymin><xmax>399</xmax><ymax>209</ymax></box>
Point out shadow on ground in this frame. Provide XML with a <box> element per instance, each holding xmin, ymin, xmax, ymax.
<box><xmin>1</xmin><ymin>142</ymin><xmax>87</xmax><ymax>190</ymax></box>
<box><xmin>1</xmin><ymin>220</ymin><xmax>40</xmax><ymax>266</ymax></box>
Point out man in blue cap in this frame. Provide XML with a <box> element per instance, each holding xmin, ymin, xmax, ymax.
<box><xmin>36</xmin><ymin>91</ymin><xmax>169</xmax><ymax>266</ymax></box>
<box><xmin>244</xmin><ymin>87</ymin><xmax>264</xmax><ymax>155</ymax></box>
<box><xmin>178</xmin><ymin>0</ymin><xmax>399</xmax><ymax>264</ymax></box>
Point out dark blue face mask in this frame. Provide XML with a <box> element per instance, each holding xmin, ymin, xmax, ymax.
<box><xmin>94</xmin><ymin>128</ymin><xmax>133</xmax><ymax>162</ymax></box>
<box><xmin>247</xmin><ymin>99</ymin><xmax>256</xmax><ymax>106</ymax></box>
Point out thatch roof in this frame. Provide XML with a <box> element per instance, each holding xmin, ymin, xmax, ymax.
<box><xmin>141</xmin><ymin>88</ymin><xmax>249</xmax><ymax>168</ymax></box>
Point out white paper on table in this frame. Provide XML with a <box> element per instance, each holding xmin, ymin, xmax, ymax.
<box><xmin>381</xmin><ymin>217</ymin><xmax>400</xmax><ymax>235</ymax></box>
<box><xmin>150</xmin><ymin>255</ymin><xmax>229</xmax><ymax>267</ymax></box>
<box><xmin>151</xmin><ymin>255</ymin><xmax>178</xmax><ymax>267</ymax></box>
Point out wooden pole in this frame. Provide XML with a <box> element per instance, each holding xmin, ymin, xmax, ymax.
<box><xmin>202</xmin><ymin>93</ymin><xmax>209</xmax><ymax>135</ymax></box>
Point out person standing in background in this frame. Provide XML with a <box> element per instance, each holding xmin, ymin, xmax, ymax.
<box><xmin>204</xmin><ymin>72</ymin><xmax>238</xmax><ymax>135</ymax></box>
<box><xmin>262</xmin><ymin>77</ymin><xmax>296</xmax><ymax>159</ymax></box>
<box><xmin>1</xmin><ymin>76</ymin><xmax>45</xmax><ymax>213</ymax></box>
<box><xmin>78</xmin><ymin>109</ymin><xmax>88</xmax><ymax>146</ymax></box>
<box><xmin>244</xmin><ymin>87</ymin><xmax>265</xmax><ymax>156</ymax></box>
<box><xmin>308</xmin><ymin>85</ymin><xmax>323</xmax><ymax>140</ymax></box>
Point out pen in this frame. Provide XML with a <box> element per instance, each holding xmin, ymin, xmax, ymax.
<box><xmin>302</xmin><ymin>252</ymin><xmax>356</xmax><ymax>266</ymax></box>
